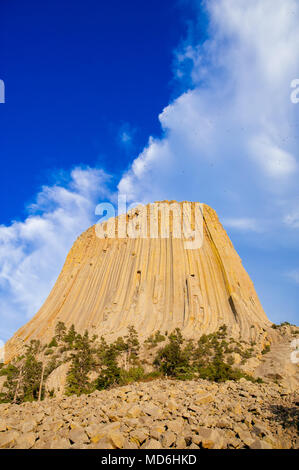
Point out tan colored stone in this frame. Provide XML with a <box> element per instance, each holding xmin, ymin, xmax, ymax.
<box><xmin>234</xmin><ymin>403</ymin><xmax>242</xmax><ymax>415</ymax></box>
<box><xmin>250</xmin><ymin>439</ymin><xmax>272</xmax><ymax>449</ymax></box>
<box><xmin>175</xmin><ymin>436</ymin><xmax>186</xmax><ymax>449</ymax></box>
<box><xmin>161</xmin><ymin>430</ymin><xmax>176</xmax><ymax>448</ymax></box>
<box><xmin>21</xmin><ymin>420</ymin><xmax>37</xmax><ymax>433</ymax></box>
<box><xmin>238</xmin><ymin>430</ymin><xmax>255</xmax><ymax>447</ymax></box>
<box><xmin>0</xmin><ymin>431</ymin><xmax>19</xmax><ymax>449</ymax></box>
<box><xmin>15</xmin><ymin>432</ymin><xmax>37</xmax><ymax>449</ymax></box>
<box><xmin>92</xmin><ymin>437</ymin><xmax>115</xmax><ymax>449</ymax></box>
<box><xmin>50</xmin><ymin>438</ymin><xmax>70</xmax><ymax>449</ymax></box>
<box><xmin>195</xmin><ymin>428</ymin><xmax>224</xmax><ymax>449</ymax></box>
<box><xmin>142</xmin><ymin>439</ymin><xmax>163</xmax><ymax>449</ymax></box>
<box><xmin>127</xmin><ymin>405</ymin><xmax>142</xmax><ymax>418</ymax></box>
<box><xmin>143</xmin><ymin>404</ymin><xmax>163</xmax><ymax>419</ymax></box>
<box><xmin>166</xmin><ymin>399</ymin><xmax>178</xmax><ymax>412</ymax></box>
<box><xmin>130</xmin><ymin>428</ymin><xmax>148</xmax><ymax>445</ymax></box>
<box><xmin>150</xmin><ymin>424</ymin><xmax>165</xmax><ymax>440</ymax></box>
<box><xmin>0</xmin><ymin>419</ymin><xmax>7</xmax><ymax>432</ymax></box>
<box><xmin>69</xmin><ymin>427</ymin><xmax>89</xmax><ymax>444</ymax></box>
<box><xmin>195</xmin><ymin>394</ymin><xmax>214</xmax><ymax>405</ymax></box>
<box><xmin>167</xmin><ymin>418</ymin><xmax>184</xmax><ymax>434</ymax></box>
<box><xmin>89</xmin><ymin>422</ymin><xmax>121</xmax><ymax>443</ymax></box>
<box><xmin>108</xmin><ymin>430</ymin><xmax>124</xmax><ymax>449</ymax></box>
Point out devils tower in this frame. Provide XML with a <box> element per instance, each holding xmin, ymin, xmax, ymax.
<box><xmin>2</xmin><ymin>202</ymin><xmax>299</xmax><ymax>451</ymax></box>
<box><xmin>5</xmin><ymin>202</ymin><xmax>272</xmax><ymax>362</ymax></box>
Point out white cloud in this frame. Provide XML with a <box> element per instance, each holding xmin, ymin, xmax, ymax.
<box><xmin>222</xmin><ymin>217</ymin><xmax>260</xmax><ymax>232</ymax></box>
<box><xmin>284</xmin><ymin>208</ymin><xmax>299</xmax><ymax>228</ymax></box>
<box><xmin>0</xmin><ymin>167</ymin><xmax>111</xmax><ymax>340</ymax></box>
<box><xmin>118</xmin><ymin>0</ymin><xmax>299</xmax><ymax>225</ymax></box>
<box><xmin>250</xmin><ymin>135</ymin><xmax>297</xmax><ymax>179</ymax></box>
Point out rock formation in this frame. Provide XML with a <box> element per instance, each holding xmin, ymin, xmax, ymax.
<box><xmin>5</xmin><ymin>202</ymin><xmax>271</xmax><ymax>362</ymax></box>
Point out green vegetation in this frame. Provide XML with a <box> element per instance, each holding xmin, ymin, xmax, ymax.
<box><xmin>145</xmin><ymin>330</ymin><xmax>166</xmax><ymax>348</ymax></box>
<box><xmin>0</xmin><ymin>321</ymin><xmax>263</xmax><ymax>404</ymax></box>
<box><xmin>153</xmin><ymin>328</ymin><xmax>193</xmax><ymax>380</ymax></box>
<box><xmin>153</xmin><ymin>324</ymin><xmax>262</xmax><ymax>383</ymax></box>
<box><xmin>261</xmin><ymin>344</ymin><xmax>271</xmax><ymax>355</ymax></box>
<box><xmin>0</xmin><ymin>340</ymin><xmax>44</xmax><ymax>403</ymax></box>
<box><xmin>66</xmin><ymin>330</ymin><xmax>96</xmax><ymax>396</ymax></box>
<box><xmin>271</xmin><ymin>321</ymin><xmax>295</xmax><ymax>329</ymax></box>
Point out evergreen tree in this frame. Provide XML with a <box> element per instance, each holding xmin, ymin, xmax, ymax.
<box><xmin>0</xmin><ymin>364</ymin><xmax>20</xmax><ymax>403</ymax></box>
<box><xmin>64</xmin><ymin>324</ymin><xmax>77</xmax><ymax>348</ymax></box>
<box><xmin>124</xmin><ymin>325</ymin><xmax>140</xmax><ymax>366</ymax></box>
<box><xmin>66</xmin><ymin>330</ymin><xmax>94</xmax><ymax>395</ymax></box>
<box><xmin>154</xmin><ymin>328</ymin><xmax>192</xmax><ymax>379</ymax></box>
<box><xmin>55</xmin><ymin>321</ymin><xmax>67</xmax><ymax>341</ymax></box>
<box><xmin>96</xmin><ymin>343</ymin><xmax>121</xmax><ymax>390</ymax></box>
<box><xmin>22</xmin><ymin>353</ymin><xmax>43</xmax><ymax>401</ymax></box>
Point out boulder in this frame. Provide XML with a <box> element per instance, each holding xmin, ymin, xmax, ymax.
<box><xmin>0</xmin><ymin>431</ymin><xmax>19</xmax><ymax>449</ymax></box>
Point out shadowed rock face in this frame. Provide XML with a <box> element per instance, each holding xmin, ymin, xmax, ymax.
<box><xmin>5</xmin><ymin>202</ymin><xmax>271</xmax><ymax>361</ymax></box>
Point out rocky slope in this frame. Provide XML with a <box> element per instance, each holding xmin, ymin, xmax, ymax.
<box><xmin>5</xmin><ymin>202</ymin><xmax>272</xmax><ymax>362</ymax></box>
<box><xmin>0</xmin><ymin>378</ymin><xmax>298</xmax><ymax>449</ymax></box>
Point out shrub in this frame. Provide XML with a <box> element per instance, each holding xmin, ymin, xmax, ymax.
<box><xmin>48</xmin><ymin>337</ymin><xmax>58</xmax><ymax>348</ymax></box>
<box><xmin>197</xmin><ymin>357</ymin><xmax>258</xmax><ymax>383</ymax></box>
<box><xmin>145</xmin><ymin>330</ymin><xmax>166</xmax><ymax>348</ymax></box>
<box><xmin>120</xmin><ymin>366</ymin><xmax>145</xmax><ymax>384</ymax></box>
<box><xmin>261</xmin><ymin>345</ymin><xmax>270</xmax><ymax>355</ymax></box>
<box><xmin>44</xmin><ymin>349</ymin><xmax>54</xmax><ymax>356</ymax></box>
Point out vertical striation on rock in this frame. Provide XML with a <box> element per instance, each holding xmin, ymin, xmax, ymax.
<box><xmin>5</xmin><ymin>202</ymin><xmax>271</xmax><ymax>361</ymax></box>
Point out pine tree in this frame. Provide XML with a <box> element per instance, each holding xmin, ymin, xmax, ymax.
<box><xmin>154</xmin><ymin>328</ymin><xmax>192</xmax><ymax>379</ymax></box>
<box><xmin>55</xmin><ymin>321</ymin><xmax>67</xmax><ymax>341</ymax></box>
<box><xmin>96</xmin><ymin>343</ymin><xmax>121</xmax><ymax>390</ymax></box>
<box><xmin>65</xmin><ymin>330</ymin><xmax>94</xmax><ymax>396</ymax></box>
<box><xmin>22</xmin><ymin>353</ymin><xmax>43</xmax><ymax>402</ymax></box>
<box><xmin>0</xmin><ymin>364</ymin><xmax>20</xmax><ymax>403</ymax></box>
<box><xmin>124</xmin><ymin>325</ymin><xmax>140</xmax><ymax>366</ymax></box>
<box><xmin>64</xmin><ymin>324</ymin><xmax>77</xmax><ymax>348</ymax></box>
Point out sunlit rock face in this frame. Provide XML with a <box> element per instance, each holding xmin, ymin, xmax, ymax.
<box><xmin>5</xmin><ymin>202</ymin><xmax>271</xmax><ymax>362</ymax></box>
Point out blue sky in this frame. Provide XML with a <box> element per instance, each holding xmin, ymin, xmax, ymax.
<box><xmin>0</xmin><ymin>0</ymin><xmax>187</xmax><ymax>223</ymax></box>
<box><xmin>0</xmin><ymin>0</ymin><xmax>298</xmax><ymax>341</ymax></box>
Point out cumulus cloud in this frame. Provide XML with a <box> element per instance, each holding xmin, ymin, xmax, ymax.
<box><xmin>118</xmin><ymin>0</ymin><xmax>299</xmax><ymax>226</ymax></box>
<box><xmin>0</xmin><ymin>167</ymin><xmax>111</xmax><ymax>340</ymax></box>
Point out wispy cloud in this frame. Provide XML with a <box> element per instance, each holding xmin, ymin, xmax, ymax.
<box><xmin>0</xmin><ymin>167</ymin><xmax>111</xmax><ymax>341</ymax></box>
<box><xmin>117</xmin><ymin>122</ymin><xmax>136</xmax><ymax>151</ymax></box>
<box><xmin>284</xmin><ymin>208</ymin><xmax>299</xmax><ymax>228</ymax></box>
<box><xmin>286</xmin><ymin>270</ymin><xmax>299</xmax><ymax>285</ymax></box>
<box><xmin>222</xmin><ymin>217</ymin><xmax>260</xmax><ymax>232</ymax></box>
